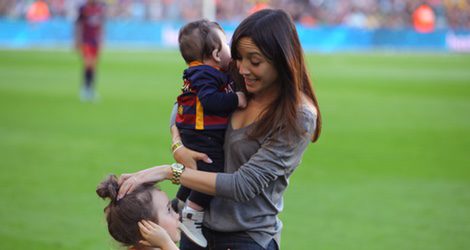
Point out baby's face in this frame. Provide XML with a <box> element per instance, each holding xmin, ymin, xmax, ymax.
<box><xmin>215</xmin><ymin>29</ymin><xmax>231</xmax><ymax>70</ymax></box>
<box><xmin>151</xmin><ymin>190</ymin><xmax>181</xmax><ymax>242</ymax></box>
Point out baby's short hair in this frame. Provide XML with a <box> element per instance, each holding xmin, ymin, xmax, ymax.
<box><xmin>178</xmin><ymin>19</ymin><xmax>224</xmax><ymax>64</ymax></box>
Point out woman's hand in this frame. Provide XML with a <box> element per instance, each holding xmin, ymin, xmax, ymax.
<box><xmin>138</xmin><ymin>220</ymin><xmax>179</xmax><ymax>250</ymax></box>
<box><xmin>117</xmin><ymin>165</ymin><xmax>171</xmax><ymax>200</ymax></box>
<box><xmin>173</xmin><ymin>145</ymin><xmax>212</xmax><ymax>170</ymax></box>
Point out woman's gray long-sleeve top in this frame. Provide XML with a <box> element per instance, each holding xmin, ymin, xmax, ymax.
<box><xmin>204</xmin><ymin>105</ymin><xmax>317</xmax><ymax>249</ymax></box>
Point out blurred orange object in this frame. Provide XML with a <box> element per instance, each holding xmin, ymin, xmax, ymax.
<box><xmin>248</xmin><ymin>1</ymin><xmax>270</xmax><ymax>15</ymax></box>
<box><xmin>300</xmin><ymin>14</ymin><xmax>317</xmax><ymax>27</ymax></box>
<box><xmin>412</xmin><ymin>4</ymin><xmax>436</xmax><ymax>33</ymax></box>
<box><xmin>26</xmin><ymin>0</ymin><xmax>50</xmax><ymax>23</ymax></box>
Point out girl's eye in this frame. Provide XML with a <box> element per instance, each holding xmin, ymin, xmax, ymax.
<box><xmin>251</xmin><ymin>61</ymin><xmax>260</xmax><ymax>66</ymax></box>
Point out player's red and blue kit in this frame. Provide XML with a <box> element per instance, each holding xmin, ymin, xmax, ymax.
<box><xmin>77</xmin><ymin>1</ymin><xmax>105</xmax><ymax>58</ymax></box>
<box><xmin>176</xmin><ymin>62</ymin><xmax>238</xmax><ymax>131</ymax></box>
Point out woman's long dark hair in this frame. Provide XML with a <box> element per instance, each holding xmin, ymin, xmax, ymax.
<box><xmin>231</xmin><ymin>9</ymin><xmax>322</xmax><ymax>142</ymax></box>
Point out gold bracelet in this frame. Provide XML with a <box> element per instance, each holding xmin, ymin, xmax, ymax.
<box><xmin>171</xmin><ymin>141</ymin><xmax>183</xmax><ymax>153</ymax></box>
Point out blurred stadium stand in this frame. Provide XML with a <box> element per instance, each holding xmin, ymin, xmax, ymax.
<box><xmin>0</xmin><ymin>0</ymin><xmax>469</xmax><ymax>52</ymax></box>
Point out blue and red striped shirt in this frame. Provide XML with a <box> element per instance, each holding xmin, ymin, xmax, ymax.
<box><xmin>77</xmin><ymin>1</ymin><xmax>105</xmax><ymax>47</ymax></box>
<box><xmin>176</xmin><ymin>62</ymin><xmax>238</xmax><ymax>130</ymax></box>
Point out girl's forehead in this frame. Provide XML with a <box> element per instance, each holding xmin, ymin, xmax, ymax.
<box><xmin>152</xmin><ymin>190</ymin><xmax>169</xmax><ymax>206</ymax></box>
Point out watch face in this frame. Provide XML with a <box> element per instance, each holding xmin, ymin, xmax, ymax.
<box><xmin>173</xmin><ymin>163</ymin><xmax>184</xmax><ymax>170</ymax></box>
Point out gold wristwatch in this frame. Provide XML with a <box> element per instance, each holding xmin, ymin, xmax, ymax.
<box><xmin>170</xmin><ymin>163</ymin><xmax>185</xmax><ymax>185</ymax></box>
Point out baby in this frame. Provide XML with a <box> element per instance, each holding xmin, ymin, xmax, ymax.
<box><xmin>172</xmin><ymin>19</ymin><xmax>246</xmax><ymax>247</ymax></box>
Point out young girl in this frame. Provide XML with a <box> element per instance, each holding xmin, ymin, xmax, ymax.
<box><xmin>97</xmin><ymin>175</ymin><xmax>180</xmax><ymax>250</ymax></box>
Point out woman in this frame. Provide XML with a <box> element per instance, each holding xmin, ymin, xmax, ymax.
<box><xmin>97</xmin><ymin>175</ymin><xmax>180</xmax><ymax>250</ymax></box>
<box><xmin>118</xmin><ymin>9</ymin><xmax>322</xmax><ymax>250</ymax></box>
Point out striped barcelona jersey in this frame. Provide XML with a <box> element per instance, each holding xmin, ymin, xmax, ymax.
<box><xmin>77</xmin><ymin>2</ymin><xmax>105</xmax><ymax>46</ymax></box>
<box><xmin>176</xmin><ymin>63</ymin><xmax>238</xmax><ymax>131</ymax></box>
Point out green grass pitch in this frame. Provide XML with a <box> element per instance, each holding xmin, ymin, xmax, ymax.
<box><xmin>0</xmin><ymin>49</ymin><xmax>469</xmax><ymax>249</ymax></box>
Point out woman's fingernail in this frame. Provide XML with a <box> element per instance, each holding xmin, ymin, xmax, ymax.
<box><xmin>208</xmin><ymin>158</ymin><xmax>213</xmax><ymax>163</ymax></box>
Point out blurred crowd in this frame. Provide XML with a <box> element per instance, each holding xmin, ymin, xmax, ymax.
<box><xmin>0</xmin><ymin>0</ymin><xmax>469</xmax><ymax>29</ymax></box>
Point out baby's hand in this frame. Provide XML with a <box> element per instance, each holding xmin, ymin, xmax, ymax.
<box><xmin>138</xmin><ymin>220</ymin><xmax>177</xmax><ymax>250</ymax></box>
<box><xmin>236</xmin><ymin>91</ymin><xmax>247</xmax><ymax>109</ymax></box>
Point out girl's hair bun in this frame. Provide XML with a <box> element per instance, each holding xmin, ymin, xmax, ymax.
<box><xmin>96</xmin><ymin>174</ymin><xmax>119</xmax><ymax>201</ymax></box>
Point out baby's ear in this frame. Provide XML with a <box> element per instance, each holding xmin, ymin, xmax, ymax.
<box><xmin>212</xmin><ymin>49</ymin><xmax>221</xmax><ymax>63</ymax></box>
